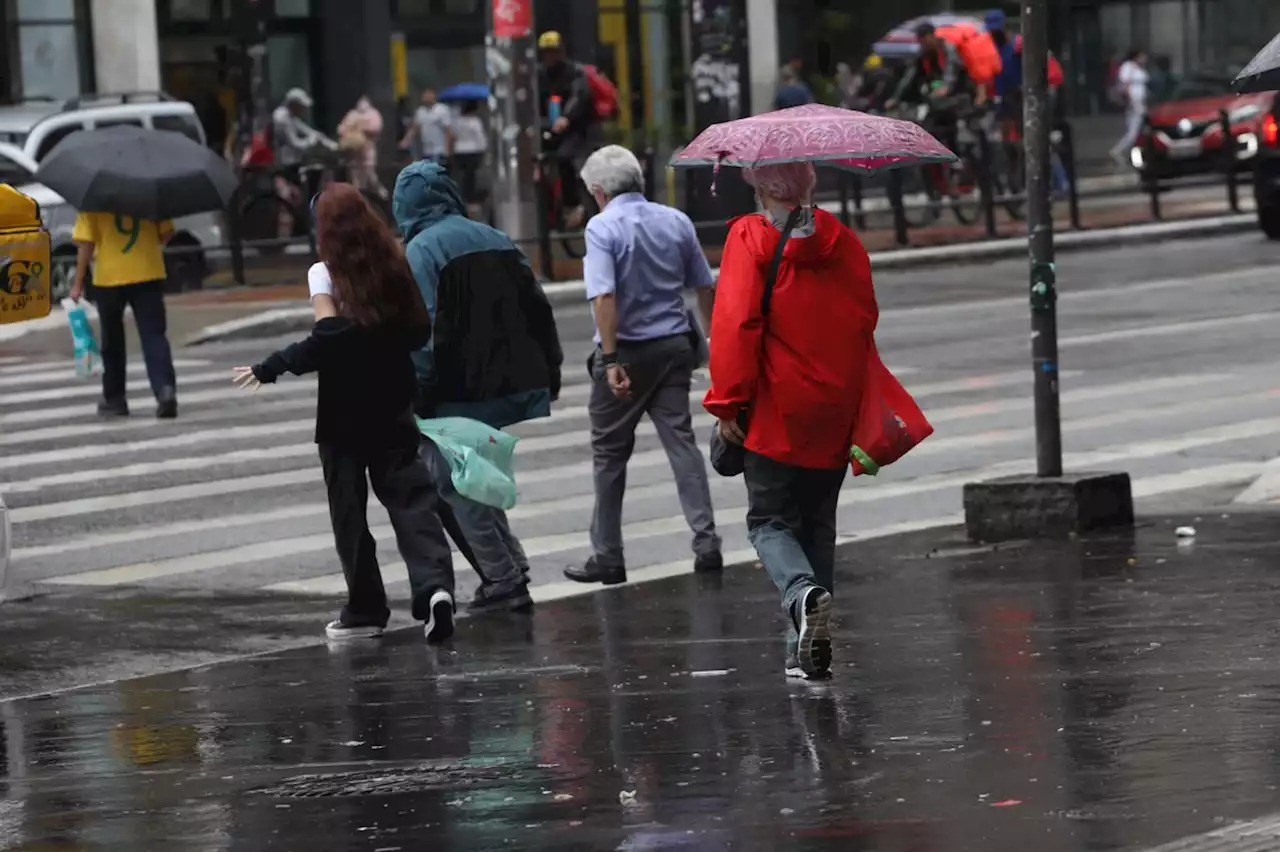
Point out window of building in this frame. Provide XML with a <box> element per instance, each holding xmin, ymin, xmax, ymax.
<box><xmin>169</xmin><ymin>0</ymin><xmax>213</xmax><ymax>21</ymax></box>
<box><xmin>274</xmin><ymin>0</ymin><xmax>311</xmax><ymax>18</ymax></box>
<box><xmin>4</xmin><ymin>0</ymin><xmax>94</xmax><ymax>104</ymax></box>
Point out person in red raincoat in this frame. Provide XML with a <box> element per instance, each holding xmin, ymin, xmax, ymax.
<box><xmin>703</xmin><ymin>161</ymin><xmax>878</xmax><ymax>680</ymax></box>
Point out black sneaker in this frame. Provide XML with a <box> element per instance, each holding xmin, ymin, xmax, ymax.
<box><xmin>424</xmin><ymin>590</ymin><xmax>455</xmax><ymax>644</ymax></box>
<box><xmin>324</xmin><ymin>613</ymin><xmax>386</xmax><ymax>641</ymax></box>
<box><xmin>563</xmin><ymin>557</ymin><xmax>626</xmax><ymax>585</ymax></box>
<box><xmin>97</xmin><ymin>398</ymin><xmax>129</xmax><ymax>418</ymax></box>
<box><xmin>694</xmin><ymin>552</ymin><xmax>724</xmax><ymax>573</ymax></box>
<box><xmin>468</xmin><ymin>582</ymin><xmax>534</xmax><ymax>615</ymax></box>
<box><xmin>156</xmin><ymin>387</ymin><xmax>178</xmax><ymax>419</ymax></box>
<box><xmin>793</xmin><ymin>586</ymin><xmax>833</xmax><ymax>678</ymax></box>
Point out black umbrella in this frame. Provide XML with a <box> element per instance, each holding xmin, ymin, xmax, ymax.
<box><xmin>34</xmin><ymin>125</ymin><xmax>238</xmax><ymax>220</ymax></box>
<box><xmin>1233</xmin><ymin>32</ymin><xmax>1280</xmax><ymax>93</ymax></box>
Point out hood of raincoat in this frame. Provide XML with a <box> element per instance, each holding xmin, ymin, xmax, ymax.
<box><xmin>729</xmin><ymin>206</ymin><xmax>844</xmax><ymax>268</ymax></box>
<box><xmin>394</xmin><ymin>160</ymin><xmax>467</xmax><ymax>242</ymax></box>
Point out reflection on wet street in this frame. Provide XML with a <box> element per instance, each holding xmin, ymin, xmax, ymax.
<box><xmin>6</xmin><ymin>516</ymin><xmax>1280</xmax><ymax>850</ymax></box>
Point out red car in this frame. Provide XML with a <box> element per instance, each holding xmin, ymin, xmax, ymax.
<box><xmin>1130</xmin><ymin>74</ymin><xmax>1273</xmax><ymax>180</ymax></box>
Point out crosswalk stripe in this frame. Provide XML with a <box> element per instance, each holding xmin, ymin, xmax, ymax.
<box><xmin>1061</xmin><ymin>310</ymin><xmax>1280</xmax><ymax>348</ymax></box>
<box><xmin>37</xmin><ymin>412</ymin><xmax>1275</xmax><ymax>590</ymax></box>
<box><xmin>0</xmin><ymin>377</ymin><xmax>316</xmax><ymax>427</ymax></box>
<box><xmin>1</xmin><ymin>371</ymin><xmax>1250</xmax><ymax>496</ymax></box>
<box><xmin>269</xmin><ymin>459</ymin><xmax>1261</xmax><ymax>597</ymax></box>
<box><xmin>8</xmin><ymin>469</ymin><xmax>320</xmax><ymax>523</ymax></box>
<box><xmin>0</xmin><ymin>366</ymin><xmax>248</xmax><ymax>406</ymax></box>
<box><xmin>0</xmin><ymin>358</ymin><xmax>209</xmax><ymax>391</ymax></box>
<box><xmin>18</xmin><ymin>385</ymin><xmax>1280</xmax><ymax>562</ymax></box>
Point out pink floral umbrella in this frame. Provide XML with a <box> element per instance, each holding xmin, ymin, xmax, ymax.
<box><xmin>670</xmin><ymin>104</ymin><xmax>957</xmax><ymax>177</ymax></box>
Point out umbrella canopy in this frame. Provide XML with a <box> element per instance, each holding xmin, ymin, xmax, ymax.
<box><xmin>35</xmin><ymin>126</ymin><xmax>238</xmax><ymax>220</ymax></box>
<box><xmin>1233</xmin><ymin>32</ymin><xmax>1280</xmax><ymax>93</ymax></box>
<box><xmin>670</xmin><ymin>104</ymin><xmax>956</xmax><ymax>176</ymax></box>
<box><xmin>438</xmin><ymin>83</ymin><xmax>490</xmax><ymax>103</ymax></box>
<box><xmin>872</xmin><ymin>13</ymin><xmax>987</xmax><ymax>59</ymax></box>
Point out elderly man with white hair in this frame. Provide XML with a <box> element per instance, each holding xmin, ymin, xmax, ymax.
<box><xmin>564</xmin><ymin>144</ymin><xmax>722</xmax><ymax>586</ymax></box>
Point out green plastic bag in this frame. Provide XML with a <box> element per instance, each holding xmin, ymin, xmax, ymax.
<box><xmin>416</xmin><ymin>416</ymin><xmax>520</xmax><ymax>510</ymax></box>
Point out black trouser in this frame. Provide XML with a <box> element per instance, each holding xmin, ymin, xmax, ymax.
<box><xmin>453</xmin><ymin>152</ymin><xmax>484</xmax><ymax>204</ymax></box>
<box><xmin>319</xmin><ymin>443</ymin><xmax>455</xmax><ymax>624</ymax></box>
<box><xmin>93</xmin><ymin>280</ymin><xmax>176</xmax><ymax>403</ymax></box>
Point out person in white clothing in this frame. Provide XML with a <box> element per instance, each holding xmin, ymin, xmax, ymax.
<box><xmin>450</xmin><ymin>101</ymin><xmax>488</xmax><ymax>209</ymax></box>
<box><xmin>400</xmin><ymin>89</ymin><xmax>454</xmax><ymax>162</ymax></box>
<box><xmin>1110</xmin><ymin>50</ymin><xmax>1149</xmax><ymax>167</ymax></box>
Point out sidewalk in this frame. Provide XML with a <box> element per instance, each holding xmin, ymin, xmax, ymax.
<box><xmin>4</xmin><ymin>508</ymin><xmax>1280</xmax><ymax>850</ymax></box>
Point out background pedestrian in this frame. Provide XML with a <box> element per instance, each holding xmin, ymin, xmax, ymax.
<box><xmin>70</xmin><ymin>211</ymin><xmax>178</xmax><ymax>420</ymax></box>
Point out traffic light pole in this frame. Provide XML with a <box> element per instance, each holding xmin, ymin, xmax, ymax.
<box><xmin>1021</xmin><ymin>0</ymin><xmax>1062</xmax><ymax>478</ymax></box>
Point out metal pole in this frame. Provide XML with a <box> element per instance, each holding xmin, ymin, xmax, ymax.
<box><xmin>1023</xmin><ymin>0</ymin><xmax>1062</xmax><ymax>478</ymax></box>
<box><xmin>487</xmin><ymin>0</ymin><xmax>541</xmax><ymax>252</ymax></box>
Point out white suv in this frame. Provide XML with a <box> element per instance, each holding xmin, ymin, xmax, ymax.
<box><xmin>0</xmin><ymin>93</ymin><xmax>225</xmax><ymax>297</ymax></box>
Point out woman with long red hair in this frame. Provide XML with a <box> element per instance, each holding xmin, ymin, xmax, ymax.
<box><xmin>234</xmin><ymin>183</ymin><xmax>458</xmax><ymax>643</ymax></box>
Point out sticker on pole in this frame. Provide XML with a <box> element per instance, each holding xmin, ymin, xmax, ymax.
<box><xmin>492</xmin><ymin>0</ymin><xmax>532</xmax><ymax>39</ymax></box>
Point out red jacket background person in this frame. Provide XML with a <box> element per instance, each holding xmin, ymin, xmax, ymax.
<box><xmin>703</xmin><ymin>161</ymin><xmax>878</xmax><ymax>681</ymax></box>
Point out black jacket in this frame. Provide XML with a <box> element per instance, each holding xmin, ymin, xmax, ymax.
<box><xmin>252</xmin><ymin>317</ymin><xmax>430</xmax><ymax>451</ymax></box>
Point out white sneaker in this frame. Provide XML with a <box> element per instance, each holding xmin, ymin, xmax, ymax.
<box><xmin>424</xmin><ymin>590</ymin><xmax>455</xmax><ymax>644</ymax></box>
<box><xmin>795</xmin><ymin>586</ymin><xmax>833</xmax><ymax>678</ymax></box>
<box><xmin>324</xmin><ymin>620</ymin><xmax>384</xmax><ymax>641</ymax></box>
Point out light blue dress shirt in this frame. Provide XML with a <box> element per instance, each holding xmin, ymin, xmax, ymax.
<box><xmin>583</xmin><ymin>193</ymin><xmax>715</xmax><ymax>344</ymax></box>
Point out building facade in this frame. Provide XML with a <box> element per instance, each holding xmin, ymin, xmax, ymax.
<box><xmin>5</xmin><ymin>0</ymin><xmax>1280</xmax><ymax>133</ymax></box>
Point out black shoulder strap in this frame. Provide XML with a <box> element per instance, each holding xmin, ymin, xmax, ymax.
<box><xmin>760</xmin><ymin>206</ymin><xmax>805</xmax><ymax>317</ymax></box>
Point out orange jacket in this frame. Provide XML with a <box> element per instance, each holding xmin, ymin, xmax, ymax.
<box><xmin>703</xmin><ymin>209</ymin><xmax>878</xmax><ymax>470</ymax></box>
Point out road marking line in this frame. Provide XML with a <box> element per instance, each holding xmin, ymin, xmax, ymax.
<box><xmin>1061</xmin><ymin>310</ymin><xmax>1280</xmax><ymax>348</ymax></box>
<box><xmin>0</xmin><ymin>366</ymin><xmax>251</xmax><ymax>407</ymax></box>
<box><xmin>0</xmin><ymin>397</ymin><xmax>317</xmax><ymax>449</ymax></box>
<box><xmin>0</xmin><ymin>377</ymin><xmax>316</xmax><ymax>427</ymax></box>
<box><xmin>0</xmin><ymin>358</ymin><xmax>209</xmax><ymax>391</ymax></box>
<box><xmin>20</xmin><ymin>387</ymin><xmax>1280</xmax><ymax>561</ymax></box>
<box><xmin>8</xmin><ymin>469</ymin><xmax>320</xmax><ymax>523</ymax></box>
<box><xmin>5</xmin><ymin>371</ymin><xmax>1272</xmax><ymax>507</ymax></box>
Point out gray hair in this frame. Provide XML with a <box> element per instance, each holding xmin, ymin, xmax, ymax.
<box><xmin>580</xmin><ymin>145</ymin><xmax>645</xmax><ymax>199</ymax></box>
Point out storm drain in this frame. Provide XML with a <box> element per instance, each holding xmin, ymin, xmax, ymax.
<box><xmin>250</xmin><ymin>762</ymin><xmax>514</xmax><ymax>799</ymax></box>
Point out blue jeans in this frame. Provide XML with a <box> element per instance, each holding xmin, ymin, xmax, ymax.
<box><xmin>744</xmin><ymin>452</ymin><xmax>846</xmax><ymax>653</ymax></box>
<box><xmin>420</xmin><ymin>438</ymin><xmax>528</xmax><ymax>591</ymax></box>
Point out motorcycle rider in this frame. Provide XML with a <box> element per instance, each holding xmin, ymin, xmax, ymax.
<box><xmin>885</xmin><ymin>23</ymin><xmax>972</xmax><ymax>151</ymax></box>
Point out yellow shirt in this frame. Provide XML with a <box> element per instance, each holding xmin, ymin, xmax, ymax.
<box><xmin>72</xmin><ymin>212</ymin><xmax>173</xmax><ymax>287</ymax></box>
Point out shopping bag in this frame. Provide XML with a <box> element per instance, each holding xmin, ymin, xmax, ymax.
<box><xmin>849</xmin><ymin>350</ymin><xmax>933</xmax><ymax>476</ymax></box>
<box><xmin>416</xmin><ymin>416</ymin><xmax>520</xmax><ymax>510</ymax></box>
<box><xmin>62</xmin><ymin>298</ymin><xmax>102</xmax><ymax>378</ymax></box>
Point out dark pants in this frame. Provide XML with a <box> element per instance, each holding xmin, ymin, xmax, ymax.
<box><xmin>93</xmin><ymin>280</ymin><xmax>176</xmax><ymax>403</ymax></box>
<box><xmin>453</xmin><ymin>152</ymin><xmax>484</xmax><ymax>204</ymax></box>
<box><xmin>744</xmin><ymin>451</ymin><xmax>846</xmax><ymax>649</ymax></box>
<box><xmin>319</xmin><ymin>443</ymin><xmax>455</xmax><ymax>625</ymax></box>
<box><xmin>588</xmin><ymin>335</ymin><xmax>719</xmax><ymax>567</ymax></box>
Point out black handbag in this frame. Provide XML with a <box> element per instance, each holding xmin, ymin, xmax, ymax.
<box><xmin>709</xmin><ymin>206</ymin><xmax>804</xmax><ymax>477</ymax></box>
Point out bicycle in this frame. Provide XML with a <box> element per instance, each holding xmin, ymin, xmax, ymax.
<box><xmin>892</xmin><ymin>95</ymin><xmax>982</xmax><ymax>228</ymax></box>
<box><xmin>534</xmin><ymin>128</ymin><xmax>595</xmax><ymax>259</ymax></box>
<box><xmin>238</xmin><ymin>149</ymin><xmax>394</xmax><ymax>255</ymax></box>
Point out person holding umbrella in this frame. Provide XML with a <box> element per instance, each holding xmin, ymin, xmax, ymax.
<box><xmin>673</xmin><ymin>104</ymin><xmax>953</xmax><ymax>680</ymax></box>
<box><xmin>38</xmin><ymin>125</ymin><xmax>239</xmax><ymax>419</ymax></box>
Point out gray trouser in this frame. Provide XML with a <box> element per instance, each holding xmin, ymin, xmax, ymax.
<box><xmin>744</xmin><ymin>451</ymin><xmax>846</xmax><ymax>653</ymax></box>
<box><xmin>421</xmin><ymin>438</ymin><xmax>529</xmax><ymax>591</ymax></box>
<box><xmin>588</xmin><ymin>335</ymin><xmax>720</xmax><ymax>566</ymax></box>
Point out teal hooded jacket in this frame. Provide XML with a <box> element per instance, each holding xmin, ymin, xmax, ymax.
<box><xmin>394</xmin><ymin>161</ymin><xmax>563</xmax><ymax>428</ymax></box>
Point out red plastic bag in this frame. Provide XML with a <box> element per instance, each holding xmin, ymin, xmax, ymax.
<box><xmin>849</xmin><ymin>349</ymin><xmax>933</xmax><ymax>476</ymax></box>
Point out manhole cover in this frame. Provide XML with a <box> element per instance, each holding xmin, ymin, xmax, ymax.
<box><xmin>250</xmin><ymin>762</ymin><xmax>514</xmax><ymax>798</ymax></box>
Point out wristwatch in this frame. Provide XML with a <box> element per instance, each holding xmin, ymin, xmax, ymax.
<box><xmin>600</xmin><ymin>351</ymin><xmax>619</xmax><ymax>367</ymax></box>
